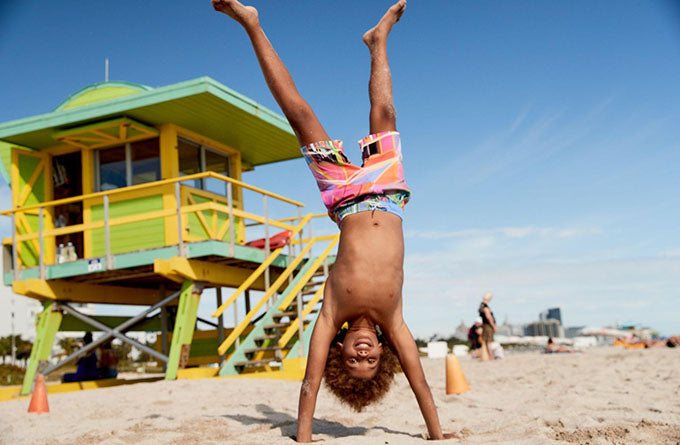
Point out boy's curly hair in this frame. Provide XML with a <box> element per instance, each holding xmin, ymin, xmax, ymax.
<box><xmin>323</xmin><ymin>328</ymin><xmax>400</xmax><ymax>412</ymax></box>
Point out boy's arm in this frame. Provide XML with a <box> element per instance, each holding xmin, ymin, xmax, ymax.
<box><xmin>296</xmin><ymin>309</ymin><xmax>337</xmax><ymax>443</ymax></box>
<box><xmin>385</xmin><ymin>318</ymin><xmax>445</xmax><ymax>440</ymax></box>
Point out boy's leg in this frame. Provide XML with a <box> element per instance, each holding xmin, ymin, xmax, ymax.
<box><xmin>363</xmin><ymin>0</ymin><xmax>406</xmax><ymax>134</ymax></box>
<box><xmin>212</xmin><ymin>0</ymin><xmax>329</xmax><ymax>146</ymax></box>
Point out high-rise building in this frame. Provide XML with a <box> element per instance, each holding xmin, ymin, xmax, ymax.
<box><xmin>546</xmin><ymin>307</ymin><xmax>562</xmax><ymax>324</ymax></box>
<box><xmin>539</xmin><ymin>307</ymin><xmax>562</xmax><ymax>324</ymax></box>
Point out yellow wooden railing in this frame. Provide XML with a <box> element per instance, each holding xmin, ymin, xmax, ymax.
<box><xmin>273</xmin><ymin>235</ymin><xmax>338</xmax><ymax>350</ymax></box>
<box><xmin>278</xmin><ymin>283</ymin><xmax>325</xmax><ymax>348</ymax></box>
<box><xmin>0</xmin><ymin>171</ymin><xmax>306</xmax><ymax>275</ymax></box>
<box><xmin>215</xmin><ymin>230</ymin><xmax>338</xmax><ymax>357</ymax></box>
<box><xmin>211</xmin><ymin>213</ymin><xmax>313</xmax><ymax>319</ymax></box>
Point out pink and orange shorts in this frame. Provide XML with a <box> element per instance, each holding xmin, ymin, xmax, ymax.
<box><xmin>301</xmin><ymin>131</ymin><xmax>411</xmax><ymax>225</ymax></box>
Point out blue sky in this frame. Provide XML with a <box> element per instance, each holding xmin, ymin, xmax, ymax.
<box><xmin>0</xmin><ymin>1</ymin><xmax>679</xmax><ymax>337</ymax></box>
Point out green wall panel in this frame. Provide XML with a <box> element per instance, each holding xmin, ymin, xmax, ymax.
<box><xmin>18</xmin><ymin>155</ymin><xmax>45</xmax><ymax>205</ymax></box>
<box><xmin>90</xmin><ymin>194</ymin><xmax>165</xmax><ymax>256</ymax></box>
<box><xmin>19</xmin><ymin>213</ymin><xmax>40</xmax><ymax>267</ymax></box>
<box><xmin>185</xmin><ymin>193</ymin><xmax>240</xmax><ymax>243</ymax></box>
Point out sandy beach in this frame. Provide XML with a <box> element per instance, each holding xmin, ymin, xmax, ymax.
<box><xmin>1</xmin><ymin>346</ymin><xmax>678</xmax><ymax>444</ymax></box>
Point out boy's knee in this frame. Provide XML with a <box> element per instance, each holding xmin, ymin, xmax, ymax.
<box><xmin>371</xmin><ymin>104</ymin><xmax>397</xmax><ymax>124</ymax></box>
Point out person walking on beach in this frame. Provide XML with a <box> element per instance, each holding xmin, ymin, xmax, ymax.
<box><xmin>479</xmin><ymin>292</ymin><xmax>497</xmax><ymax>361</ymax></box>
<box><xmin>211</xmin><ymin>0</ymin><xmax>456</xmax><ymax>441</ymax></box>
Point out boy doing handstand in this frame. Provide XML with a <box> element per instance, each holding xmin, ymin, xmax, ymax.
<box><xmin>212</xmin><ymin>0</ymin><xmax>455</xmax><ymax>441</ymax></box>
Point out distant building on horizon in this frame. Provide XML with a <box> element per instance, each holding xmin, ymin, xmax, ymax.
<box><xmin>525</xmin><ymin>319</ymin><xmax>564</xmax><ymax>338</ymax></box>
<box><xmin>539</xmin><ymin>307</ymin><xmax>562</xmax><ymax>325</ymax></box>
<box><xmin>564</xmin><ymin>326</ymin><xmax>585</xmax><ymax>338</ymax></box>
<box><xmin>497</xmin><ymin>322</ymin><xmax>525</xmax><ymax>337</ymax></box>
<box><xmin>0</xmin><ymin>290</ymin><xmax>43</xmax><ymax>340</ymax></box>
<box><xmin>547</xmin><ymin>307</ymin><xmax>562</xmax><ymax>324</ymax></box>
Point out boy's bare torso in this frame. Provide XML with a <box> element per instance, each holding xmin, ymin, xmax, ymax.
<box><xmin>323</xmin><ymin>211</ymin><xmax>404</xmax><ymax>327</ymax></box>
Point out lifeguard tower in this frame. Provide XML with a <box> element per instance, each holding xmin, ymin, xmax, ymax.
<box><xmin>0</xmin><ymin>77</ymin><xmax>338</xmax><ymax>397</ymax></box>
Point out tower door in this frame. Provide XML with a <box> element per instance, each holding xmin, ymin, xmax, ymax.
<box><xmin>11</xmin><ymin>148</ymin><xmax>53</xmax><ymax>268</ymax></box>
<box><xmin>52</xmin><ymin>151</ymin><xmax>83</xmax><ymax>260</ymax></box>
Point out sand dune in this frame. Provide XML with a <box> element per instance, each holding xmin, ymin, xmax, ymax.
<box><xmin>1</xmin><ymin>347</ymin><xmax>678</xmax><ymax>444</ymax></box>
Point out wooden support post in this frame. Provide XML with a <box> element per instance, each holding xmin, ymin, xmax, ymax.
<box><xmin>263</xmin><ymin>196</ymin><xmax>271</xmax><ymax>308</ymax></box>
<box><xmin>104</xmin><ymin>194</ymin><xmax>113</xmax><ymax>270</ymax></box>
<box><xmin>165</xmin><ymin>280</ymin><xmax>203</xmax><ymax>380</ymax></box>
<box><xmin>38</xmin><ymin>207</ymin><xmax>45</xmax><ymax>279</ymax></box>
<box><xmin>227</xmin><ymin>182</ymin><xmax>235</xmax><ymax>257</ymax></box>
<box><xmin>176</xmin><ymin>182</ymin><xmax>185</xmax><ymax>257</ymax></box>
<box><xmin>160</xmin><ymin>285</ymin><xmax>169</xmax><ymax>371</ymax></box>
<box><xmin>216</xmin><ymin>287</ymin><xmax>226</xmax><ymax>365</ymax></box>
<box><xmin>21</xmin><ymin>301</ymin><xmax>62</xmax><ymax>395</ymax></box>
<box><xmin>12</xmin><ymin>211</ymin><xmax>20</xmax><ymax>281</ymax></box>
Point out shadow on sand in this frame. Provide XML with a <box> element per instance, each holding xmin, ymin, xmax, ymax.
<box><xmin>216</xmin><ymin>403</ymin><xmax>421</xmax><ymax>440</ymax></box>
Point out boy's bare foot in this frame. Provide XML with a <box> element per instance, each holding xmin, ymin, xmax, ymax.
<box><xmin>363</xmin><ymin>0</ymin><xmax>406</xmax><ymax>48</ymax></box>
<box><xmin>211</xmin><ymin>0</ymin><xmax>259</xmax><ymax>28</ymax></box>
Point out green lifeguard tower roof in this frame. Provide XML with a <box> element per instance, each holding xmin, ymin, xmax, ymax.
<box><xmin>0</xmin><ymin>77</ymin><xmax>299</xmax><ymax>178</ymax></box>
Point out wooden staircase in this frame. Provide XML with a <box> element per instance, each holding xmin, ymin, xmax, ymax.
<box><xmin>219</xmin><ymin>264</ymin><xmax>330</xmax><ymax>375</ymax></box>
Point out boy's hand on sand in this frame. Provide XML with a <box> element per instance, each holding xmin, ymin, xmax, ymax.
<box><xmin>291</xmin><ymin>436</ymin><xmax>324</xmax><ymax>443</ymax></box>
<box><xmin>426</xmin><ymin>432</ymin><xmax>460</xmax><ymax>440</ymax></box>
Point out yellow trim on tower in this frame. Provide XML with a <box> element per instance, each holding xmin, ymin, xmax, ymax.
<box><xmin>154</xmin><ymin>257</ymin><xmax>271</xmax><ymax>290</ymax></box>
<box><xmin>53</xmin><ymin>117</ymin><xmax>158</xmax><ymax>150</ymax></box>
<box><xmin>13</xmin><ymin>279</ymin><xmax>168</xmax><ymax>306</ymax></box>
<box><xmin>175</xmin><ymin>125</ymin><xmax>239</xmax><ymax>157</ymax></box>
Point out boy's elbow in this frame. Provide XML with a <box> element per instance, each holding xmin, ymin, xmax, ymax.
<box><xmin>301</xmin><ymin>378</ymin><xmax>312</xmax><ymax>396</ymax></box>
<box><xmin>300</xmin><ymin>377</ymin><xmax>319</xmax><ymax>397</ymax></box>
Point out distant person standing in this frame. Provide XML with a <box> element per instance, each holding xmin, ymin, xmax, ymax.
<box><xmin>478</xmin><ymin>292</ymin><xmax>497</xmax><ymax>361</ymax></box>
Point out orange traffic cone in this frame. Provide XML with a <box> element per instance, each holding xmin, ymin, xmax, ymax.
<box><xmin>28</xmin><ymin>374</ymin><xmax>49</xmax><ymax>414</ymax></box>
<box><xmin>445</xmin><ymin>354</ymin><xmax>470</xmax><ymax>395</ymax></box>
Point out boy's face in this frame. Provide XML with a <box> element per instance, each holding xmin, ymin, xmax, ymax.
<box><xmin>337</xmin><ymin>329</ymin><xmax>383</xmax><ymax>379</ymax></box>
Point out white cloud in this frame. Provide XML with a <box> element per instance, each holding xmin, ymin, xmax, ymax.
<box><xmin>442</xmin><ymin>98</ymin><xmax>616</xmax><ymax>187</ymax></box>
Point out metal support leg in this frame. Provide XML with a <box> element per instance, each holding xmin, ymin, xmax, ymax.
<box><xmin>57</xmin><ymin>304</ymin><xmax>168</xmax><ymax>364</ymax></box>
<box><xmin>21</xmin><ymin>301</ymin><xmax>62</xmax><ymax>395</ymax></box>
<box><xmin>39</xmin><ymin>289</ymin><xmax>181</xmax><ymax>379</ymax></box>
<box><xmin>166</xmin><ymin>280</ymin><xmax>204</xmax><ymax>380</ymax></box>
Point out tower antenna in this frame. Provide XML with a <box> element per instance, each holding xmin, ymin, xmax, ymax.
<box><xmin>105</xmin><ymin>58</ymin><xmax>109</xmax><ymax>82</ymax></box>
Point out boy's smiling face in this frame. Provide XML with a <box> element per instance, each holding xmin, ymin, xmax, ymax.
<box><xmin>337</xmin><ymin>328</ymin><xmax>383</xmax><ymax>379</ymax></box>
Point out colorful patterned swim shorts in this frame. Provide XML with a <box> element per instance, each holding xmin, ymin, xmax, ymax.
<box><xmin>301</xmin><ymin>131</ymin><xmax>411</xmax><ymax>225</ymax></box>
